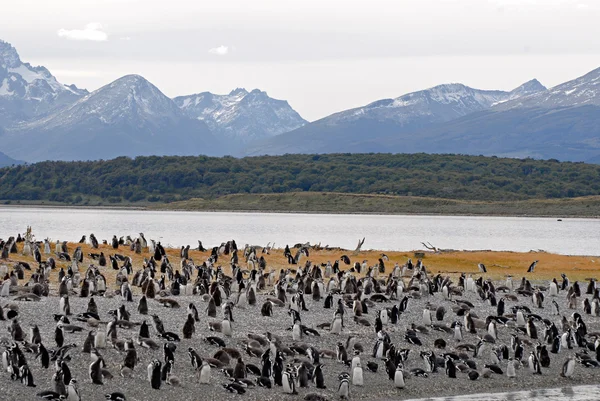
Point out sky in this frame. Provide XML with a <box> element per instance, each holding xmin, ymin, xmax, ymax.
<box><xmin>3</xmin><ymin>0</ymin><xmax>600</xmax><ymax>121</ymax></box>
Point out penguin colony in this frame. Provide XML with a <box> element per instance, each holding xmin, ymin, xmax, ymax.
<box><xmin>0</xmin><ymin>233</ymin><xmax>599</xmax><ymax>401</ymax></box>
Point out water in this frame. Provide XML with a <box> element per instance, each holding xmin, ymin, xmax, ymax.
<box><xmin>409</xmin><ymin>385</ymin><xmax>600</xmax><ymax>401</ymax></box>
<box><xmin>0</xmin><ymin>207</ymin><xmax>598</xmax><ymax>255</ymax></box>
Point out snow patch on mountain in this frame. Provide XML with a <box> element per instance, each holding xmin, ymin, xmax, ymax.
<box><xmin>174</xmin><ymin>88</ymin><xmax>306</xmax><ymax>143</ymax></box>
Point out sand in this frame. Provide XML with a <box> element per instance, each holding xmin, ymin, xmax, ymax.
<box><xmin>0</xmin><ymin>241</ymin><xmax>599</xmax><ymax>401</ymax></box>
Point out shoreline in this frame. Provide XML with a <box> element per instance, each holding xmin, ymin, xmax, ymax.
<box><xmin>0</xmin><ymin>202</ymin><xmax>598</xmax><ymax>219</ymax></box>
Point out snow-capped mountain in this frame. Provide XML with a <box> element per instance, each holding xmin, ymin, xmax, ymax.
<box><xmin>247</xmin><ymin>80</ymin><xmax>546</xmax><ymax>156</ymax></box>
<box><xmin>495</xmin><ymin>67</ymin><xmax>600</xmax><ymax>110</ymax></box>
<box><xmin>174</xmin><ymin>88</ymin><xmax>306</xmax><ymax>144</ymax></box>
<box><xmin>0</xmin><ymin>40</ymin><xmax>87</xmax><ymax>125</ymax></box>
<box><xmin>3</xmin><ymin>74</ymin><xmax>222</xmax><ymax>162</ymax></box>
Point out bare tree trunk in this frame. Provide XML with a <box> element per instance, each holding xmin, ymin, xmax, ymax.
<box><xmin>352</xmin><ymin>237</ymin><xmax>366</xmax><ymax>256</ymax></box>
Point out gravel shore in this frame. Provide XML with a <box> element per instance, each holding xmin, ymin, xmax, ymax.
<box><xmin>1</xmin><ymin>266</ymin><xmax>599</xmax><ymax>401</ymax></box>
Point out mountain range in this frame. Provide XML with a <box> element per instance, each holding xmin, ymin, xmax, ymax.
<box><xmin>1</xmin><ymin>38</ymin><xmax>600</xmax><ymax>163</ymax></box>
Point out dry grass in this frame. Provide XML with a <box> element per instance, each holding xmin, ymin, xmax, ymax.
<box><xmin>4</xmin><ymin>241</ymin><xmax>599</xmax><ymax>289</ymax></box>
<box><xmin>155</xmin><ymin>192</ymin><xmax>600</xmax><ymax>217</ymax></box>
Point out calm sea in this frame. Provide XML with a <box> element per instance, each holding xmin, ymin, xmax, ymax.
<box><xmin>0</xmin><ymin>207</ymin><xmax>598</xmax><ymax>255</ymax></box>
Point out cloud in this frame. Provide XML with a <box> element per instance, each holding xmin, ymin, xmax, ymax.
<box><xmin>57</xmin><ymin>23</ymin><xmax>108</xmax><ymax>41</ymax></box>
<box><xmin>209</xmin><ymin>45</ymin><xmax>229</xmax><ymax>56</ymax></box>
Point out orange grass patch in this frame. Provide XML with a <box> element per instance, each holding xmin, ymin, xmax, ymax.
<box><xmin>3</xmin><ymin>241</ymin><xmax>599</xmax><ymax>290</ymax></box>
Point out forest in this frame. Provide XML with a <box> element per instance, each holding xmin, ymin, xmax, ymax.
<box><xmin>0</xmin><ymin>153</ymin><xmax>599</xmax><ymax>205</ymax></box>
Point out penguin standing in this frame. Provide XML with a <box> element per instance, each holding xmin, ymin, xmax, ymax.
<box><xmin>338</xmin><ymin>372</ymin><xmax>350</xmax><ymax>399</ymax></box>
<box><xmin>90</xmin><ymin>356</ymin><xmax>104</xmax><ymax>385</ymax></box>
<box><xmin>506</xmin><ymin>358</ymin><xmax>516</xmax><ymax>378</ymax></box>
<box><xmin>331</xmin><ymin>312</ymin><xmax>343</xmax><ymax>335</ymax></box>
<box><xmin>445</xmin><ymin>355</ymin><xmax>456</xmax><ymax>378</ymax></box>
<box><xmin>282</xmin><ymin>366</ymin><xmax>297</xmax><ymax>394</ymax></box>
<box><xmin>352</xmin><ymin>361</ymin><xmax>364</xmax><ymax>386</ymax></box>
<box><xmin>528</xmin><ymin>351</ymin><xmax>542</xmax><ymax>374</ymax></box>
<box><xmin>296</xmin><ymin>364</ymin><xmax>309</xmax><ymax>388</ymax></box>
<box><xmin>313</xmin><ymin>364</ymin><xmax>326</xmax><ymax>389</ymax></box>
<box><xmin>394</xmin><ymin>363</ymin><xmax>405</xmax><ymax>388</ymax></box>
<box><xmin>19</xmin><ymin>364</ymin><xmax>36</xmax><ymax>387</ymax></box>
<box><xmin>182</xmin><ymin>314</ymin><xmax>195</xmax><ymax>339</ymax></box>
<box><xmin>199</xmin><ymin>361</ymin><xmax>211</xmax><ymax>384</ymax></box>
<box><xmin>151</xmin><ymin>360</ymin><xmax>162</xmax><ymax>389</ymax></box>
<box><xmin>560</xmin><ymin>356</ymin><xmax>575</xmax><ymax>378</ymax></box>
<box><xmin>138</xmin><ymin>296</ymin><xmax>148</xmax><ymax>315</ymax></box>
<box><xmin>95</xmin><ymin>325</ymin><xmax>107</xmax><ymax>349</ymax></box>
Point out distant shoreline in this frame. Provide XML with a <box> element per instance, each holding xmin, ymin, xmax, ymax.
<box><xmin>1</xmin><ymin>192</ymin><xmax>599</xmax><ymax>219</ymax></box>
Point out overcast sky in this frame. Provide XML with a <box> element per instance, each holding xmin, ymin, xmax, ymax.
<box><xmin>3</xmin><ymin>0</ymin><xmax>600</xmax><ymax>121</ymax></box>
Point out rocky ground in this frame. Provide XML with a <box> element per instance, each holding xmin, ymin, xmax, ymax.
<box><xmin>0</xmin><ymin>271</ymin><xmax>599</xmax><ymax>401</ymax></box>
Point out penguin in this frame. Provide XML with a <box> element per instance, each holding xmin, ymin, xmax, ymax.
<box><xmin>497</xmin><ymin>298</ymin><xmax>505</xmax><ymax>317</ymax></box>
<box><xmin>20</xmin><ymin>364</ymin><xmax>36</xmax><ymax>387</ymax></box>
<box><xmin>337</xmin><ymin>372</ymin><xmax>350</xmax><ymax>399</ymax></box>
<box><xmin>207</xmin><ymin>297</ymin><xmax>217</xmax><ymax>318</ymax></box>
<box><xmin>324</xmin><ymin>293</ymin><xmax>333</xmax><ymax>309</ymax></box>
<box><xmin>150</xmin><ymin>360</ymin><xmax>162</xmax><ymax>389</ymax></box>
<box><xmin>560</xmin><ymin>356</ymin><xmax>575</xmax><ymax>378</ymax></box>
<box><xmin>445</xmin><ymin>355</ymin><xmax>457</xmax><ymax>378</ymax></box>
<box><xmin>233</xmin><ymin>358</ymin><xmax>246</xmax><ymax>379</ymax></box>
<box><xmin>95</xmin><ymin>325</ymin><xmax>107</xmax><ymax>349</ymax></box>
<box><xmin>37</xmin><ymin>343</ymin><xmax>49</xmax><ymax>369</ymax></box>
<box><xmin>82</xmin><ymin>330</ymin><xmax>95</xmax><ymax>353</ymax></box>
<box><xmin>526</xmin><ymin>317</ymin><xmax>538</xmax><ymax>339</ymax></box>
<box><xmin>528</xmin><ymin>351</ymin><xmax>542</xmax><ymax>374</ymax></box>
<box><xmin>454</xmin><ymin>322</ymin><xmax>463</xmax><ymax>342</ymax></box>
<box><xmin>282</xmin><ymin>366</ymin><xmax>297</xmax><ymax>394</ymax></box>
<box><xmin>55</xmin><ymin>325</ymin><xmax>64</xmax><ymax>348</ymax></box>
<box><xmin>352</xmin><ymin>361</ymin><xmax>364</xmax><ymax>386</ymax></box>
<box><xmin>137</xmin><ymin>296</ymin><xmax>148</xmax><ymax>315</ymax></box>
<box><xmin>297</xmin><ymin>363</ymin><xmax>309</xmax><ymax>388</ymax></box>
<box><xmin>182</xmin><ymin>314</ymin><xmax>195</xmax><ymax>339</ymax></box>
<box><xmin>199</xmin><ymin>361</ymin><xmax>211</xmax><ymax>384</ymax></box>
<box><xmin>313</xmin><ymin>364</ymin><xmax>326</xmax><ymax>389</ymax></box>
<box><xmin>90</xmin><ymin>356</ymin><xmax>104</xmax><ymax>385</ymax></box>
<box><xmin>394</xmin><ymin>363</ymin><xmax>405</xmax><ymax>388</ymax></box>
<box><xmin>139</xmin><ymin>320</ymin><xmax>150</xmax><ymax>339</ymax></box>
<box><xmin>506</xmin><ymin>358</ymin><xmax>516</xmax><ymax>378</ymax></box>
<box><xmin>30</xmin><ymin>325</ymin><xmax>42</xmax><ymax>344</ymax></box>
<box><xmin>63</xmin><ymin>378</ymin><xmax>80</xmax><ymax>401</ymax></box>
<box><xmin>261</xmin><ymin>301</ymin><xmax>273</xmax><ymax>317</ymax></box>
<box><xmin>330</xmin><ymin>312</ymin><xmax>343</xmax><ymax>335</ymax></box>
<box><xmin>60</xmin><ymin>296</ymin><xmax>71</xmax><ymax>316</ymax></box>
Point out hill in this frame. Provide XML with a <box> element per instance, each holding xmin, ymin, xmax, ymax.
<box><xmin>0</xmin><ymin>153</ymin><xmax>599</xmax><ymax>206</ymax></box>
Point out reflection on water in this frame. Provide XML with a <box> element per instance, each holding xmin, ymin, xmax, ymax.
<box><xmin>408</xmin><ymin>385</ymin><xmax>600</xmax><ymax>401</ymax></box>
<box><xmin>0</xmin><ymin>207</ymin><xmax>599</xmax><ymax>255</ymax></box>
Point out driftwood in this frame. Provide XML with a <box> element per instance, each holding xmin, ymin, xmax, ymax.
<box><xmin>420</xmin><ymin>241</ymin><xmax>458</xmax><ymax>253</ymax></box>
<box><xmin>352</xmin><ymin>237</ymin><xmax>366</xmax><ymax>256</ymax></box>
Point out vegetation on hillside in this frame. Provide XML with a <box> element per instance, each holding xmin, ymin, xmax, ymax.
<box><xmin>0</xmin><ymin>153</ymin><xmax>599</xmax><ymax>205</ymax></box>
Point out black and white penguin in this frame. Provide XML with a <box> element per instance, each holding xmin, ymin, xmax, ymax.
<box><xmin>297</xmin><ymin>363</ymin><xmax>309</xmax><ymax>388</ymax></box>
<box><xmin>182</xmin><ymin>314</ymin><xmax>195</xmax><ymax>339</ymax></box>
<box><xmin>324</xmin><ymin>293</ymin><xmax>333</xmax><ymax>309</ymax></box>
<box><xmin>526</xmin><ymin>317</ymin><xmax>538</xmax><ymax>339</ymax></box>
<box><xmin>527</xmin><ymin>260</ymin><xmax>538</xmax><ymax>273</ymax></box>
<box><xmin>445</xmin><ymin>355</ymin><xmax>457</xmax><ymax>378</ymax></box>
<box><xmin>337</xmin><ymin>372</ymin><xmax>350</xmax><ymax>399</ymax></box>
<box><xmin>20</xmin><ymin>364</ymin><xmax>36</xmax><ymax>387</ymax></box>
<box><xmin>150</xmin><ymin>359</ymin><xmax>162</xmax><ymax>389</ymax></box>
<box><xmin>233</xmin><ymin>358</ymin><xmax>246</xmax><ymax>380</ymax></box>
<box><xmin>199</xmin><ymin>361</ymin><xmax>211</xmax><ymax>384</ymax></box>
<box><xmin>394</xmin><ymin>363</ymin><xmax>405</xmax><ymax>388</ymax></box>
<box><xmin>282</xmin><ymin>366</ymin><xmax>297</xmax><ymax>394</ymax></box>
<box><xmin>313</xmin><ymin>364</ymin><xmax>326</xmax><ymax>389</ymax></box>
<box><xmin>89</xmin><ymin>356</ymin><xmax>104</xmax><ymax>385</ymax></box>
<box><xmin>528</xmin><ymin>351</ymin><xmax>542</xmax><ymax>374</ymax></box>
<box><xmin>561</xmin><ymin>356</ymin><xmax>575</xmax><ymax>378</ymax></box>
